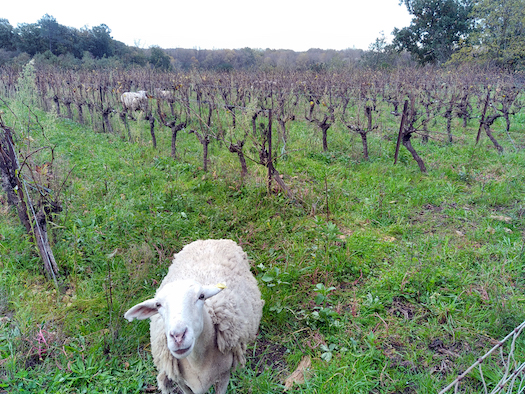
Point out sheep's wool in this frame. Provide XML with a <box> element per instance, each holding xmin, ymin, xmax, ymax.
<box><xmin>149</xmin><ymin>239</ymin><xmax>263</xmax><ymax>394</ymax></box>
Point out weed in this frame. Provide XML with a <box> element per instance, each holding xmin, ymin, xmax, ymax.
<box><xmin>313</xmin><ymin>283</ymin><xmax>336</xmax><ymax>306</ymax></box>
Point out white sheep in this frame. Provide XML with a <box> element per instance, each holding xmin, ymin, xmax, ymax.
<box><xmin>124</xmin><ymin>239</ymin><xmax>264</xmax><ymax>394</ymax></box>
<box><xmin>121</xmin><ymin>90</ymin><xmax>149</xmax><ymax>112</ymax></box>
<box><xmin>155</xmin><ymin>89</ymin><xmax>174</xmax><ymax>101</ymax></box>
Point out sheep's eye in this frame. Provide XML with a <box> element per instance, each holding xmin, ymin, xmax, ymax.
<box><xmin>155</xmin><ymin>302</ymin><xmax>161</xmax><ymax>308</ymax></box>
<box><xmin>198</xmin><ymin>293</ymin><xmax>205</xmax><ymax>301</ymax></box>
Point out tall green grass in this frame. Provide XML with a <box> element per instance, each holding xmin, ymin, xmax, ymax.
<box><xmin>1</xmin><ymin>97</ymin><xmax>524</xmax><ymax>393</ymax></box>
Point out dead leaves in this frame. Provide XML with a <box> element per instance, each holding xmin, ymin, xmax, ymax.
<box><xmin>489</xmin><ymin>214</ymin><xmax>512</xmax><ymax>223</ymax></box>
<box><xmin>486</xmin><ymin>214</ymin><xmax>513</xmax><ymax>234</ymax></box>
<box><xmin>284</xmin><ymin>356</ymin><xmax>313</xmax><ymax>390</ymax></box>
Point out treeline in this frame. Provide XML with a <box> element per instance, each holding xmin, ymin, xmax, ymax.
<box><xmin>3</xmin><ymin>0</ymin><xmax>525</xmax><ymax>73</ymax></box>
<box><xmin>163</xmin><ymin>47</ymin><xmax>370</xmax><ymax>72</ymax></box>
<box><xmin>0</xmin><ymin>15</ymin><xmax>371</xmax><ymax>71</ymax></box>
<box><xmin>0</xmin><ymin>15</ymin><xmax>130</xmax><ymax>63</ymax></box>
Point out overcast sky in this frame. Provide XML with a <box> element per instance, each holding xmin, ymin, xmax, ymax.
<box><xmin>2</xmin><ymin>0</ymin><xmax>413</xmax><ymax>51</ymax></box>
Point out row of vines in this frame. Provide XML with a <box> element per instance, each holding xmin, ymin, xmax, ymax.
<box><xmin>1</xmin><ymin>64</ymin><xmax>524</xmax><ymax>197</ymax></box>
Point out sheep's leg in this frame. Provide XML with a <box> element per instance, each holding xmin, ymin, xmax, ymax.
<box><xmin>214</xmin><ymin>371</ymin><xmax>230</xmax><ymax>394</ymax></box>
<box><xmin>157</xmin><ymin>372</ymin><xmax>193</xmax><ymax>394</ymax></box>
<box><xmin>176</xmin><ymin>383</ymin><xmax>194</xmax><ymax>394</ymax></box>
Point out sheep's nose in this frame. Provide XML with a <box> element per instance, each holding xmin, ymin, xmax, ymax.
<box><xmin>170</xmin><ymin>328</ymin><xmax>187</xmax><ymax>345</ymax></box>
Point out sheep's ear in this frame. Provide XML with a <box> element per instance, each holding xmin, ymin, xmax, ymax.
<box><xmin>124</xmin><ymin>299</ymin><xmax>159</xmax><ymax>322</ymax></box>
<box><xmin>200</xmin><ymin>285</ymin><xmax>225</xmax><ymax>300</ymax></box>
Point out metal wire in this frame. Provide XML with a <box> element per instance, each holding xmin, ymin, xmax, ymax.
<box><xmin>439</xmin><ymin>320</ymin><xmax>525</xmax><ymax>394</ymax></box>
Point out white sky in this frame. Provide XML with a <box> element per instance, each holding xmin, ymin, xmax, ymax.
<box><xmin>2</xmin><ymin>0</ymin><xmax>413</xmax><ymax>51</ymax></box>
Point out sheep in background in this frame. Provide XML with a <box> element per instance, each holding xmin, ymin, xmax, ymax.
<box><xmin>124</xmin><ymin>239</ymin><xmax>264</xmax><ymax>394</ymax></box>
<box><xmin>156</xmin><ymin>89</ymin><xmax>173</xmax><ymax>101</ymax></box>
<box><xmin>121</xmin><ymin>90</ymin><xmax>149</xmax><ymax>113</ymax></box>
<box><xmin>154</xmin><ymin>89</ymin><xmax>177</xmax><ymax>118</ymax></box>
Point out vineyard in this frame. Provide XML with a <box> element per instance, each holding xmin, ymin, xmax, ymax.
<box><xmin>1</xmin><ymin>61</ymin><xmax>525</xmax><ymax>393</ymax></box>
<box><xmin>1</xmin><ymin>64</ymin><xmax>524</xmax><ymax>163</ymax></box>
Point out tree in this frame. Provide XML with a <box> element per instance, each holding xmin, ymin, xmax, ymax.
<box><xmin>452</xmin><ymin>0</ymin><xmax>525</xmax><ymax>68</ymax></box>
<box><xmin>235</xmin><ymin>47</ymin><xmax>258</xmax><ymax>69</ymax></box>
<box><xmin>126</xmin><ymin>49</ymin><xmax>149</xmax><ymax>66</ymax></box>
<box><xmin>83</xmin><ymin>24</ymin><xmax>113</xmax><ymax>58</ymax></box>
<box><xmin>393</xmin><ymin>0</ymin><xmax>473</xmax><ymax>64</ymax></box>
<box><xmin>0</xmin><ymin>19</ymin><xmax>15</xmax><ymax>51</ymax></box>
<box><xmin>38</xmin><ymin>14</ymin><xmax>61</xmax><ymax>54</ymax></box>
<box><xmin>149</xmin><ymin>46</ymin><xmax>171</xmax><ymax>70</ymax></box>
<box><xmin>15</xmin><ymin>23</ymin><xmax>45</xmax><ymax>56</ymax></box>
<box><xmin>360</xmin><ymin>32</ymin><xmax>403</xmax><ymax>69</ymax></box>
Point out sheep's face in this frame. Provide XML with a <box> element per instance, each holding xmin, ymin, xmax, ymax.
<box><xmin>157</xmin><ymin>281</ymin><xmax>222</xmax><ymax>358</ymax></box>
<box><xmin>124</xmin><ymin>280</ymin><xmax>223</xmax><ymax>359</ymax></box>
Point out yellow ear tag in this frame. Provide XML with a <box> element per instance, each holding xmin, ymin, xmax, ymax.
<box><xmin>216</xmin><ymin>283</ymin><xmax>227</xmax><ymax>289</ymax></box>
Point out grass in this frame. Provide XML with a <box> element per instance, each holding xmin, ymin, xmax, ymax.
<box><xmin>1</xmin><ymin>97</ymin><xmax>525</xmax><ymax>393</ymax></box>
